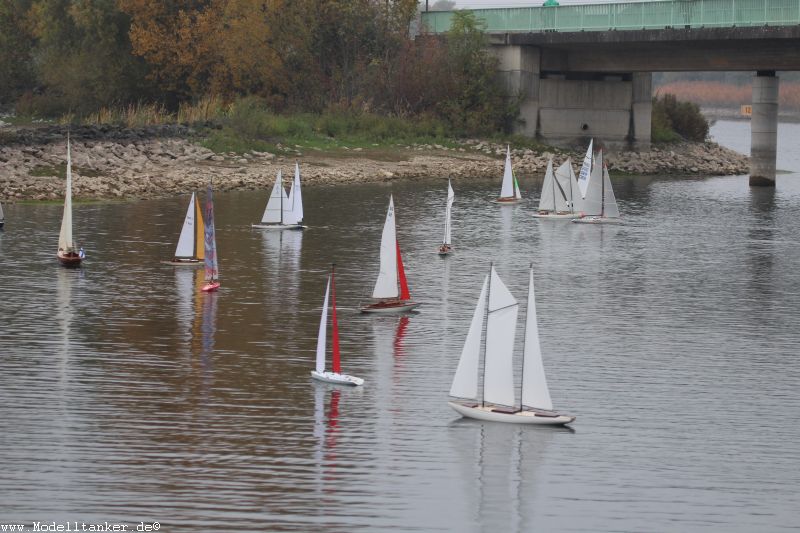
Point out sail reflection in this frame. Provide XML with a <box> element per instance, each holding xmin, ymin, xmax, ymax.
<box><xmin>259</xmin><ymin>230</ymin><xmax>303</xmax><ymax>313</ymax></box>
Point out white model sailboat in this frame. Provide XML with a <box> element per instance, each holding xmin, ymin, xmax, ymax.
<box><xmin>0</xmin><ymin>201</ymin><xmax>5</xmax><ymax>229</ymax></box>
<box><xmin>576</xmin><ymin>138</ymin><xmax>593</xmax><ymax>198</ymax></box>
<box><xmin>311</xmin><ymin>265</ymin><xmax>364</xmax><ymax>386</ymax></box>
<box><xmin>201</xmin><ymin>183</ymin><xmax>220</xmax><ymax>292</ymax></box>
<box><xmin>438</xmin><ymin>179</ymin><xmax>455</xmax><ymax>255</ymax></box>
<box><xmin>448</xmin><ymin>265</ymin><xmax>575</xmax><ymax>425</ymax></box>
<box><xmin>164</xmin><ymin>192</ymin><xmax>205</xmax><ymax>266</ymax></box>
<box><xmin>572</xmin><ymin>149</ymin><xmax>622</xmax><ymax>225</ymax></box>
<box><xmin>361</xmin><ymin>195</ymin><xmax>420</xmax><ymax>313</ymax></box>
<box><xmin>252</xmin><ymin>163</ymin><xmax>306</xmax><ymax>230</ymax></box>
<box><xmin>494</xmin><ymin>146</ymin><xmax>522</xmax><ymax>204</ymax></box>
<box><xmin>532</xmin><ymin>157</ymin><xmax>582</xmax><ymax>219</ymax></box>
<box><xmin>57</xmin><ymin>135</ymin><xmax>82</xmax><ymax>266</ymax></box>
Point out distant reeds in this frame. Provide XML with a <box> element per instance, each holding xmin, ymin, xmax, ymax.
<box><xmin>57</xmin><ymin>96</ymin><xmax>229</xmax><ymax>128</ymax></box>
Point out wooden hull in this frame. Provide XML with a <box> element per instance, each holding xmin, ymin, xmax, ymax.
<box><xmin>448</xmin><ymin>401</ymin><xmax>575</xmax><ymax>426</ymax></box>
<box><xmin>310</xmin><ymin>370</ymin><xmax>364</xmax><ymax>386</ymax></box>
<box><xmin>360</xmin><ymin>300</ymin><xmax>421</xmax><ymax>314</ymax></box>
<box><xmin>438</xmin><ymin>244</ymin><xmax>453</xmax><ymax>256</ymax></box>
<box><xmin>56</xmin><ymin>250</ymin><xmax>82</xmax><ymax>267</ymax></box>
<box><xmin>200</xmin><ymin>281</ymin><xmax>220</xmax><ymax>292</ymax></box>
<box><xmin>572</xmin><ymin>216</ymin><xmax>623</xmax><ymax>225</ymax></box>
<box><xmin>492</xmin><ymin>197</ymin><xmax>522</xmax><ymax>205</ymax></box>
<box><xmin>251</xmin><ymin>223</ymin><xmax>306</xmax><ymax>230</ymax></box>
<box><xmin>161</xmin><ymin>259</ymin><xmax>204</xmax><ymax>267</ymax></box>
<box><xmin>533</xmin><ymin>212</ymin><xmax>581</xmax><ymax>219</ymax></box>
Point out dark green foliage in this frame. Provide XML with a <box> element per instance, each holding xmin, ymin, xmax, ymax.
<box><xmin>652</xmin><ymin>93</ymin><xmax>709</xmax><ymax>143</ymax></box>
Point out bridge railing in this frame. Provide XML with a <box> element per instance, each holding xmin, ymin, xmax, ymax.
<box><xmin>420</xmin><ymin>0</ymin><xmax>800</xmax><ymax>33</ymax></box>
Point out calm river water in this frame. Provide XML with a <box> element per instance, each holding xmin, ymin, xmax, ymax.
<box><xmin>1</xmin><ymin>121</ymin><xmax>799</xmax><ymax>532</ymax></box>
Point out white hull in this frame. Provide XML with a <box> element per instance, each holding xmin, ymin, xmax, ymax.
<box><xmin>311</xmin><ymin>370</ymin><xmax>364</xmax><ymax>386</ymax></box>
<box><xmin>572</xmin><ymin>216</ymin><xmax>623</xmax><ymax>225</ymax></box>
<box><xmin>252</xmin><ymin>223</ymin><xmax>306</xmax><ymax>230</ymax></box>
<box><xmin>448</xmin><ymin>402</ymin><xmax>575</xmax><ymax>426</ymax></box>
<box><xmin>532</xmin><ymin>212</ymin><xmax>581</xmax><ymax>219</ymax></box>
<box><xmin>360</xmin><ymin>300</ymin><xmax>421</xmax><ymax>314</ymax></box>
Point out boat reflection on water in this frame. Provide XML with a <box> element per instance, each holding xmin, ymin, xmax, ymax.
<box><xmin>259</xmin><ymin>229</ymin><xmax>303</xmax><ymax>313</ymax></box>
<box><xmin>174</xmin><ymin>267</ymin><xmax>217</xmax><ymax>380</ymax></box>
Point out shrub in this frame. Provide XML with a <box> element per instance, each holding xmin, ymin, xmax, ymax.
<box><xmin>652</xmin><ymin>93</ymin><xmax>709</xmax><ymax>142</ymax></box>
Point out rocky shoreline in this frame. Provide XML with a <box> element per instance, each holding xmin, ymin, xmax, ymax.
<box><xmin>0</xmin><ymin>124</ymin><xmax>749</xmax><ymax>202</ymax></box>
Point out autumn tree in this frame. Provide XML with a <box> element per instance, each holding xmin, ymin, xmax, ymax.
<box><xmin>0</xmin><ymin>0</ymin><xmax>35</xmax><ymax>105</ymax></box>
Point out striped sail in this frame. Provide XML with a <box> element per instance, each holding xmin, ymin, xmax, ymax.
<box><xmin>203</xmin><ymin>185</ymin><xmax>219</xmax><ymax>282</ymax></box>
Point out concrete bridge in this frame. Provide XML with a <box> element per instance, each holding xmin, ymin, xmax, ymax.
<box><xmin>421</xmin><ymin>0</ymin><xmax>800</xmax><ymax>185</ymax></box>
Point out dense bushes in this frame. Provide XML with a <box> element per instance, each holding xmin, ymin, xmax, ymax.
<box><xmin>651</xmin><ymin>93</ymin><xmax>709</xmax><ymax>143</ymax></box>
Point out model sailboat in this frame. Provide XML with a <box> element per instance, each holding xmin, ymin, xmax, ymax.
<box><xmin>201</xmin><ymin>183</ymin><xmax>220</xmax><ymax>292</ymax></box>
<box><xmin>576</xmin><ymin>138</ymin><xmax>593</xmax><ymax>198</ymax></box>
<box><xmin>361</xmin><ymin>195</ymin><xmax>420</xmax><ymax>313</ymax></box>
<box><xmin>438</xmin><ymin>179</ymin><xmax>455</xmax><ymax>255</ymax></box>
<box><xmin>534</xmin><ymin>157</ymin><xmax>582</xmax><ymax>219</ymax></box>
<box><xmin>57</xmin><ymin>135</ymin><xmax>82</xmax><ymax>266</ymax></box>
<box><xmin>252</xmin><ymin>163</ymin><xmax>306</xmax><ymax>230</ymax></box>
<box><xmin>448</xmin><ymin>265</ymin><xmax>575</xmax><ymax>425</ymax></box>
<box><xmin>494</xmin><ymin>146</ymin><xmax>522</xmax><ymax>203</ymax></box>
<box><xmin>0</xmin><ymin>201</ymin><xmax>5</xmax><ymax>229</ymax></box>
<box><xmin>311</xmin><ymin>265</ymin><xmax>364</xmax><ymax>386</ymax></box>
<box><xmin>572</xmin><ymin>149</ymin><xmax>622</xmax><ymax>224</ymax></box>
<box><xmin>164</xmin><ymin>192</ymin><xmax>205</xmax><ymax>266</ymax></box>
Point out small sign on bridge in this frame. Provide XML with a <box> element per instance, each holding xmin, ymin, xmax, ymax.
<box><xmin>741</xmin><ymin>104</ymin><xmax>752</xmax><ymax>116</ymax></box>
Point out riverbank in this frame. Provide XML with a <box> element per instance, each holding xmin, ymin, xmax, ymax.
<box><xmin>0</xmin><ymin>124</ymin><xmax>749</xmax><ymax>201</ymax></box>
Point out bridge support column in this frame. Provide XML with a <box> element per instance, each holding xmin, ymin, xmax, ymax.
<box><xmin>631</xmin><ymin>73</ymin><xmax>652</xmax><ymax>150</ymax></box>
<box><xmin>750</xmin><ymin>71</ymin><xmax>778</xmax><ymax>187</ymax></box>
<box><xmin>492</xmin><ymin>45</ymin><xmax>540</xmax><ymax>137</ymax></box>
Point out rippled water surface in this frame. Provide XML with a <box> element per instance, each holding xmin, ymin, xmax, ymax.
<box><xmin>2</xmin><ymin>133</ymin><xmax>800</xmax><ymax>531</ymax></box>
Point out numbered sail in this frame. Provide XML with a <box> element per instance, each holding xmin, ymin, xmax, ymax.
<box><xmin>315</xmin><ymin>276</ymin><xmax>331</xmax><ymax>373</ymax></box>
<box><xmin>484</xmin><ymin>267</ymin><xmax>518</xmax><ymax>408</ymax></box>
<box><xmin>601</xmin><ymin>163</ymin><xmax>620</xmax><ymax>218</ymax></box>
<box><xmin>372</xmin><ymin>196</ymin><xmax>399</xmax><ymax>299</ymax></box>
<box><xmin>581</xmin><ymin>149</ymin><xmax>604</xmax><ymax>216</ymax></box>
<box><xmin>203</xmin><ymin>185</ymin><xmax>219</xmax><ymax>282</ymax></box>
<box><xmin>449</xmin><ymin>275</ymin><xmax>488</xmax><ymax>400</ymax></box>
<box><xmin>261</xmin><ymin>170</ymin><xmax>288</xmax><ymax>224</ymax></box>
<box><xmin>537</xmin><ymin>159</ymin><xmax>556</xmax><ymax>212</ymax></box>
<box><xmin>577</xmin><ymin>138</ymin><xmax>593</xmax><ymax>198</ymax></box>
<box><xmin>58</xmin><ymin>136</ymin><xmax>75</xmax><ymax>253</ymax></box>
<box><xmin>500</xmin><ymin>146</ymin><xmax>515</xmax><ymax>198</ymax></box>
<box><xmin>443</xmin><ymin>180</ymin><xmax>454</xmax><ymax>245</ymax></box>
<box><xmin>521</xmin><ymin>267</ymin><xmax>553</xmax><ymax>411</ymax></box>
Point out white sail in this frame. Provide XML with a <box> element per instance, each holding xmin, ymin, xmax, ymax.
<box><xmin>174</xmin><ymin>193</ymin><xmax>197</xmax><ymax>258</ymax></box>
<box><xmin>284</xmin><ymin>162</ymin><xmax>304</xmax><ymax>225</ymax></box>
<box><xmin>443</xmin><ymin>179</ymin><xmax>454</xmax><ymax>245</ymax></box>
<box><xmin>577</xmin><ymin>138</ymin><xmax>593</xmax><ymax>198</ymax></box>
<box><xmin>602</xmin><ymin>163</ymin><xmax>620</xmax><ymax>219</ymax></box>
<box><xmin>315</xmin><ymin>276</ymin><xmax>331</xmax><ymax>373</ymax></box>
<box><xmin>58</xmin><ymin>136</ymin><xmax>74</xmax><ymax>252</ymax></box>
<box><xmin>521</xmin><ymin>268</ymin><xmax>553</xmax><ymax>411</ymax></box>
<box><xmin>261</xmin><ymin>170</ymin><xmax>288</xmax><ymax>224</ymax></box>
<box><xmin>581</xmin><ymin>149</ymin><xmax>604</xmax><ymax>216</ymax></box>
<box><xmin>537</xmin><ymin>159</ymin><xmax>556</xmax><ymax>212</ymax></box>
<box><xmin>372</xmin><ymin>195</ymin><xmax>399</xmax><ymax>299</ymax></box>
<box><xmin>449</xmin><ymin>275</ymin><xmax>488</xmax><ymax>400</ymax></box>
<box><xmin>484</xmin><ymin>267</ymin><xmax>518</xmax><ymax>408</ymax></box>
<box><xmin>555</xmin><ymin>159</ymin><xmax>583</xmax><ymax>213</ymax></box>
<box><xmin>499</xmin><ymin>146</ymin><xmax>515</xmax><ymax>198</ymax></box>
<box><xmin>0</xmin><ymin>201</ymin><xmax>4</xmax><ymax>221</ymax></box>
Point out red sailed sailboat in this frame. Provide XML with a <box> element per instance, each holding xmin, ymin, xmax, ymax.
<box><xmin>361</xmin><ymin>195</ymin><xmax>421</xmax><ymax>314</ymax></box>
<box><xmin>200</xmin><ymin>183</ymin><xmax>220</xmax><ymax>292</ymax></box>
<box><xmin>312</xmin><ymin>265</ymin><xmax>364</xmax><ymax>386</ymax></box>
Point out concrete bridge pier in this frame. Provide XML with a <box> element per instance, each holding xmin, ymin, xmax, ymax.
<box><xmin>750</xmin><ymin>71</ymin><xmax>779</xmax><ymax>187</ymax></box>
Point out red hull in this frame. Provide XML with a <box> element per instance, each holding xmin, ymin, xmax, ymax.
<box><xmin>201</xmin><ymin>281</ymin><xmax>220</xmax><ymax>292</ymax></box>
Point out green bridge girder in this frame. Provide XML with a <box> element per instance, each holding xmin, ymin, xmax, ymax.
<box><xmin>420</xmin><ymin>0</ymin><xmax>800</xmax><ymax>33</ymax></box>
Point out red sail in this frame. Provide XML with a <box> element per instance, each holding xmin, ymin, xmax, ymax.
<box><xmin>331</xmin><ymin>267</ymin><xmax>341</xmax><ymax>373</ymax></box>
<box><xmin>396</xmin><ymin>239</ymin><xmax>411</xmax><ymax>300</ymax></box>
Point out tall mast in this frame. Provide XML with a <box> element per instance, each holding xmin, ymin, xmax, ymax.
<box><xmin>518</xmin><ymin>263</ymin><xmax>532</xmax><ymax>412</ymax></box>
<box><xmin>280</xmin><ymin>172</ymin><xmax>284</xmax><ymax>225</ymax></box>
<box><xmin>480</xmin><ymin>262</ymin><xmax>492</xmax><ymax>408</ymax></box>
<box><xmin>601</xmin><ymin>161</ymin><xmax>605</xmax><ymax>217</ymax></box>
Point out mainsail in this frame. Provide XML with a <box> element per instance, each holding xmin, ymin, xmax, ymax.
<box><xmin>262</xmin><ymin>170</ymin><xmax>288</xmax><ymax>224</ymax></box>
<box><xmin>601</xmin><ymin>163</ymin><xmax>620</xmax><ymax>218</ymax></box>
<box><xmin>203</xmin><ymin>185</ymin><xmax>219</xmax><ymax>282</ymax></box>
<box><xmin>521</xmin><ymin>267</ymin><xmax>553</xmax><ymax>411</ymax></box>
<box><xmin>577</xmin><ymin>138</ymin><xmax>593</xmax><ymax>198</ymax></box>
<box><xmin>285</xmin><ymin>162</ymin><xmax>304</xmax><ymax>225</ymax></box>
<box><xmin>58</xmin><ymin>135</ymin><xmax>75</xmax><ymax>253</ymax></box>
<box><xmin>174</xmin><ymin>193</ymin><xmax>205</xmax><ymax>259</ymax></box>
<box><xmin>484</xmin><ymin>267</ymin><xmax>518</xmax><ymax>408</ymax></box>
<box><xmin>554</xmin><ymin>159</ymin><xmax>582</xmax><ymax>213</ymax></box>
<box><xmin>500</xmin><ymin>146</ymin><xmax>515</xmax><ymax>198</ymax></box>
<box><xmin>443</xmin><ymin>180</ymin><xmax>454</xmax><ymax>245</ymax></box>
<box><xmin>581</xmin><ymin>149</ymin><xmax>605</xmax><ymax>216</ymax></box>
<box><xmin>537</xmin><ymin>159</ymin><xmax>556</xmax><ymax>212</ymax></box>
<box><xmin>372</xmin><ymin>196</ymin><xmax>399</xmax><ymax>299</ymax></box>
<box><xmin>315</xmin><ymin>276</ymin><xmax>331</xmax><ymax>374</ymax></box>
